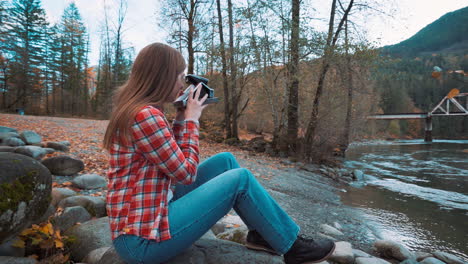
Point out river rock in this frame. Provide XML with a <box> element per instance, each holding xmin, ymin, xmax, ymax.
<box><xmin>51</xmin><ymin>188</ymin><xmax>77</xmax><ymax>207</ymax></box>
<box><xmin>83</xmin><ymin>246</ymin><xmax>110</xmax><ymax>264</ymax></box>
<box><xmin>0</xmin><ymin>153</ymin><xmax>52</xmax><ymax>244</ymax></box>
<box><xmin>3</xmin><ymin>137</ymin><xmax>25</xmax><ymax>147</ymax></box>
<box><xmin>65</xmin><ymin>217</ymin><xmax>112</xmax><ymax>262</ymax></box>
<box><xmin>19</xmin><ymin>131</ymin><xmax>41</xmax><ymax>145</ymax></box>
<box><xmin>45</xmin><ymin>142</ymin><xmax>69</xmax><ymax>152</ymax></box>
<box><xmin>415</xmin><ymin>252</ymin><xmax>433</xmax><ymax>261</ymax></box>
<box><xmin>0</xmin><ymin>132</ymin><xmax>20</xmax><ymax>141</ymax></box>
<box><xmin>355</xmin><ymin>257</ymin><xmax>391</xmax><ymax>264</ymax></box>
<box><xmin>433</xmin><ymin>251</ymin><xmax>465</xmax><ymax>264</ymax></box>
<box><xmin>0</xmin><ymin>256</ymin><xmax>37</xmax><ymax>264</ymax></box>
<box><xmin>53</xmin><ymin>206</ymin><xmax>92</xmax><ymax>232</ymax></box>
<box><xmin>352</xmin><ymin>170</ymin><xmax>364</xmax><ymax>181</ymax></box>
<box><xmin>321</xmin><ymin>224</ymin><xmax>344</xmax><ymax>237</ymax></box>
<box><xmin>72</xmin><ymin>174</ymin><xmax>107</xmax><ymax>189</ymax></box>
<box><xmin>400</xmin><ymin>258</ymin><xmax>419</xmax><ymax>264</ymax></box>
<box><xmin>14</xmin><ymin>146</ymin><xmax>50</xmax><ymax>160</ymax></box>
<box><xmin>353</xmin><ymin>249</ymin><xmax>371</xmax><ymax>258</ymax></box>
<box><xmin>420</xmin><ymin>257</ymin><xmax>446</xmax><ymax>264</ymax></box>
<box><xmin>373</xmin><ymin>240</ymin><xmax>413</xmax><ymax>261</ymax></box>
<box><xmin>216</xmin><ymin>225</ymin><xmax>248</xmax><ymax>244</ymax></box>
<box><xmin>42</xmin><ymin>155</ymin><xmax>84</xmax><ymax>176</ymax></box>
<box><xmin>0</xmin><ymin>146</ymin><xmax>15</xmax><ymax>152</ymax></box>
<box><xmin>0</xmin><ymin>126</ymin><xmax>18</xmax><ymax>133</ymax></box>
<box><xmin>57</xmin><ymin>140</ymin><xmax>71</xmax><ymax>146</ymax></box>
<box><xmin>211</xmin><ymin>222</ymin><xmax>226</xmax><ymax>235</ymax></box>
<box><xmin>329</xmin><ymin>241</ymin><xmax>354</xmax><ymax>264</ymax></box>
<box><xmin>58</xmin><ymin>195</ymin><xmax>106</xmax><ymax>217</ymax></box>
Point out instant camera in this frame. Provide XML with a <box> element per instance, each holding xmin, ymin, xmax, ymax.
<box><xmin>173</xmin><ymin>74</ymin><xmax>220</xmax><ymax>108</ymax></box>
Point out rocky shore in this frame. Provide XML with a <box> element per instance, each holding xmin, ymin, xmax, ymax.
<box><xmin>0</xmin><ymin>123</ymin><xmax>466</xmax><ymax>264</ymax></box>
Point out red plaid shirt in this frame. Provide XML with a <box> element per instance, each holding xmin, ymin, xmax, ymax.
<box><xmin>106</xmin><ymin>105</ymin><xmax>199</xmax><ymax>242</ymax></box>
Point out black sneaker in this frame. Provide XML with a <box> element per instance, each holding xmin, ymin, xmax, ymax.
<box><xmin>245</xmin><ymin>230</ymin><xmax>279</xmax><ymax>255</ymax></box>
<box><xmin>284</xmin><ymin>235</ymin><xmax>335</xmax><ymax>264</ymax></box>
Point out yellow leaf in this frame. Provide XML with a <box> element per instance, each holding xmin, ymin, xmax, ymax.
<box><xmin>55</xmin><ymin>239</ymin><xmax>64</xmax><ymax>249</ymax></box>
<box><xmin>11</xmin><ymin>239</ymin><xmax>25</xmax><ymax>248</ymax></box>
<box><xmin>20</xmin><ymin>228</ymin><xmax>35</xmax><ymax>236</ymax></box>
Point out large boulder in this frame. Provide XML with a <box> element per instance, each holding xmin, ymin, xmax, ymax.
<box><xmin>96</xmin><ymin>236</ymin><xmax>285</xmax><ymax>264</ymax></box>
<box><xmin>72</xmin><ymin>174</ymin><xmax>107</xmax><ymax>189</ymax></box>
<box><xmin>65</xmin><ymin>217</ymin><xmax>112</xmax><ymax>262</ymax></box>
<box><xmin>42</xmin><ymin>156</ymin><xmax>84</xmax><ymax>176</ymax></box>
<box><xmin>19</xmin><ymin>131</ymin><xmax>42</xmax><ymax>145</ymax></box>
<box><xmin>0</xmin><ymin>146</ymin><xmax>15</xmax><ymax>153</ymax></box>
<box><xmin>0</xmin><ymin>153</ymin><xmax>52</xmax><ymax>243</ymax></box>
<box><xmin>58</xmin><ymin>195</ymin><xmax>106</xmax><ymax>217</ymax></box>
<box><xmin>373</xmin><ymin>240</ymin><xmax>413</xmax><ymax>261</ymax></box>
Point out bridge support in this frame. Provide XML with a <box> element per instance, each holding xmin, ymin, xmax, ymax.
<box><xmin>424</xmin><ymin>116</ymin><xmax>432</xmax><ymax>142</ymax></box>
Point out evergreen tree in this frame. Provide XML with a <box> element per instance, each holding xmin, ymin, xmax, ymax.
<box><xmin>57</xmin><ymin>2</ymin><xmax>88</xmax><ymax>115</ymax></box>
<box><xmin>3</xmin><ymin>0</ymin><xmax>48</xmax><ymax>111</ymax></box>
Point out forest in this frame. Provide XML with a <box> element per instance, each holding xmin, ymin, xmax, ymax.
<box><xmin>1</xmin><ymin>0</ymin><xmax>467</xmax><ymax>162</ymax></box>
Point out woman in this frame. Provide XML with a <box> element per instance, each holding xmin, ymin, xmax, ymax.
<box><xmin>103</xmin><ymin>42</ymin><xmax>335</xmax><ymax>264</ymax></box>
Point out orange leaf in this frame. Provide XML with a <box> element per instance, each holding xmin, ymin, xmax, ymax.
<box><xmin>55</xmin><ymin>239</ymin><xmax>64</xmax><ymax>249</ymax></box>
<box><xmin>447</xmin><ymin>89</ymin><xmax>459</xmax><ymax>99</ymax></box>
<box><xmin>233</xmin><ymin>224</ymin><xmax>241</xmax><ymax>228</ymax></box>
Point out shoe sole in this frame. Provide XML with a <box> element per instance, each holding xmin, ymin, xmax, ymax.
<box><xmin>245</xmin><ymin>242</ymin><xmax>280</xmax><ymax>255</ymax></box>
<box><xmin>301</xmin><ymin>242</ymin><xmax>337</xmax><ymax>264</ymax></box>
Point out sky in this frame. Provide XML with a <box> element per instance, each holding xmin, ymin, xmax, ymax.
<box><xmin>39</xmin><ymin>0</ymin><xmax>468</xmax><ymax>66</ymax></box>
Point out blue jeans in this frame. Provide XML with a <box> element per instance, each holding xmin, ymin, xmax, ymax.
<box><xmin>113</xmin><ymin>152</ymin><xmax>300</xmax><ymax>264</ymax></box>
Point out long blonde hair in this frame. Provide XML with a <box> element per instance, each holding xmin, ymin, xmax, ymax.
<box><xmin>103</xmin><ymin>43</ymin><xmax>186</xmax><ymax>150</ymax></box>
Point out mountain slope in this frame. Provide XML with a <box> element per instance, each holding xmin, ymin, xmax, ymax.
<box><xmin>383</xmin><ymin>6</ymin><xmax>468</xmax><ymax>56</ymax></box>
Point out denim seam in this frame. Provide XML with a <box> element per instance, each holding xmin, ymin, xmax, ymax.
<box><xmin>169</xmin><ymin>194</ymin><xmax>234</xmax><ymax>239</ymax></box>
<box><xmin>238</xmin><ymin>189</ymin><xmax>296</xmax><ymax>254</ymax></box>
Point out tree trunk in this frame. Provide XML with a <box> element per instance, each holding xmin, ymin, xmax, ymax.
<box><xmin>287</xmin><ymin>0</ymin><xmax>300</xmax><ymax>153</ymax></box>
<box><xmin>227</xmin><ymin>0</ymin><xmax>238</xmax><ymax>139</ymax></box>
<box><xmin>303</xmin><ymin>0</ymin><xmax>354</xmax><ymax>159</ymax></box>
<box><xmin>216</xmin><ymin>0</ymin><xmax>231</xmax><ymax>138</ymax></box>
<box><xmin>187</xmin><ymin>0</ymin><xmax>196</xmax><ymax>74</ymax></box>
<box><xmin>343</xmin><ymin>19</ymin><xmax>353</xmax><ymax>148</ymax></box>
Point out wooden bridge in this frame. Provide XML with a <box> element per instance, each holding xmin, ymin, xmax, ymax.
<box><xmin>368</xmin><ymin>92</ymin><xmax>468</xmax><ymax>142</ymax></box>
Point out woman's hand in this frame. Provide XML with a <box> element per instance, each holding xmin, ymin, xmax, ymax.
<box><xmin>184</xmin><ymin>83</ymin><xmax>209</xmax><ymax>121</ymax></box>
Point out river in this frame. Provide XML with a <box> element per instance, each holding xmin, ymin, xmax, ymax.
<box><xmin>341</xmin><ymin>139</ymin><xmax>468</xmax><ymax>260</ymax></box>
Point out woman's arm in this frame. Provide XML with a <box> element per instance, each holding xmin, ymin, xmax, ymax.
<box><xmin>132</xmin><ymin>107</ymin><xmax>199</xmax><ymax>185</ymax></box>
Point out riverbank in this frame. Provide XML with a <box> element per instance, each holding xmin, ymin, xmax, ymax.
<box><xmin>2</xmin><ymin>113</ymin><xmax>465</xmax><ymax>263</ymax></box>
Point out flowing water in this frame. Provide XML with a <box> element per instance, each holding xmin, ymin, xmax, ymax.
<box><xmin>341</xmin><ymin>140</ymin><xmax>468</xmax><ymax>260</ymax></box>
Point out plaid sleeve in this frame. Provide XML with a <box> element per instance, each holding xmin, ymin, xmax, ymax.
<box><xmin>132</xmin><ymin>107</ymin><xmax>199</xmax><ymax>185</ymax></box>
<box><xmin>172</xmin><ymin>120</ymin><xmax>184</xmax><ymax>143</ymax></box>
